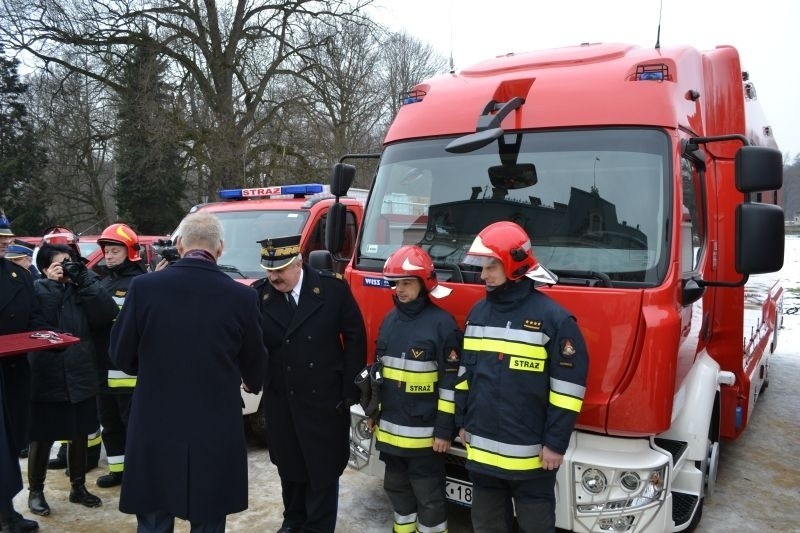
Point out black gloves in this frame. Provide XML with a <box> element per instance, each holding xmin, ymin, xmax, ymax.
<box><xmin>63</xmin><ymin>260</ymin><xmax>92</xmax><ymax>287</ymax></box>
<box><xmin>353</xmin><ymin>362</ymin><xmax>383</xmax><ymax>418</ymax></box>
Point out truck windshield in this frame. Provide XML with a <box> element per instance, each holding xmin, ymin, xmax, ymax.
<box><xmin>213</xmin><ymin>210</ymin><xmax>309</xmax><ymax>278</ymax></box>
<box><xmin>358</xmin><ymin>129</ymin><xmax>670</xmax><ymax>286</ymax></box>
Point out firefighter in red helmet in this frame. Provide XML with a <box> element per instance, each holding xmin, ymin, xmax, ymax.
<box><xmin>93</xmin><ymin>223</ymin><xmax>147</xmax><ymax>488</ymax></box>
<box><xmin>455</xmin><ymin>221</ymin><xmax>588</xmax><ymax>533</ymax></box>
<box><xmin>366</xmin><ymin>245</ymin><xmax>462</xmax><ymax>533</ymax></box>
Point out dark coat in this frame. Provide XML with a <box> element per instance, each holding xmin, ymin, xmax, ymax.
<box><xmin>254</xmin><ymin>265</ymin><xmax>366</xmax><ymax>488</ymax></box>
<box><xmin>0</xmin><ymin>375</ymin><xmax>21</xmax><ymax>505</ymax></box>
<box><xmin>0</xmin><ymin>259</ymin><xmax>46</xmax><ymax>453</ymax></box>
<box><xmin>109</xmin><ymin>258</ymin><xmax>268</xmax><ymax>522</ymax></box>
<box><xmin>29</xmin><ymin>275</ymin><xmax>118</xmax><ymax>403</ymax></box>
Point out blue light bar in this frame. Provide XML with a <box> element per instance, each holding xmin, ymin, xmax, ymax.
<box><xmin>217</xmin><ymin>183</ymin><xmax>324</xmax><ymax>200</ymax></box>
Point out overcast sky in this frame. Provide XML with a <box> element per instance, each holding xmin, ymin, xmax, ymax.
<box><xmin>370</xmin><ymin>0</ymin><xmax>799</xmax><ymax>159</ymax></box>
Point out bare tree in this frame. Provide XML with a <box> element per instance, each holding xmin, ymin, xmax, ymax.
<box><xmin>379</xmin><ymin>30</ymin><xmax>448</xmax><ymax>120</ymax></box>
<box><xmin>1</xmin><ymin>0</ymin><xmax>371</xmax><ymax>197</ymax></box>
<box><xmin>22</xmin><ymin>62</ymin><xmax>117</xmax><ymax>233</ymax></box>
<box><xmin>297</xmin><ymin>18</ymin><xmax>385</xmax><ymax>167</ymax></box>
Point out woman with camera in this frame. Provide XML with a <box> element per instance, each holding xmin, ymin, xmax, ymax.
<box><xmin>26</xmin><ymin>243</ymin><xmax>118</xmax><ymax>516</ymax></box>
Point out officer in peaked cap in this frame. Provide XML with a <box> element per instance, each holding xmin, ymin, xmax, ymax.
<box><xmin>252</xmin><ymin>234</ymin><xmax>366</xmax><ymax>533</ymax></box>
<box><xmin>6</xmin><ymin>240</ymin><xmax>40</xmax><ymax>278</ymax></box>
<box><xmin>0</xmin><ymin>208</ymin><xmax>46</xmax><ymax>532</ymax></box>
<box><xmin>259</xmin><ymin>235</ymin><xmax>303</xmax><ymax>271</ymax></box>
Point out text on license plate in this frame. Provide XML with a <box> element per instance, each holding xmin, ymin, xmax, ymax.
<box><xmin>445</xmin><ymin>477</ymin><xmax>473</xmax><ymax>507</ymax></box>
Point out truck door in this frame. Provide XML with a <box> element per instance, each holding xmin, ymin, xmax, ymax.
<box><xmin>303</xmin><ymin>209</ymin><xmax>359</xmax><ymax>274</ymax></box>
<box><xmin>676</xmin><ymin>155</ymin><xmax>708</xmax><ymax>383</ymax></box>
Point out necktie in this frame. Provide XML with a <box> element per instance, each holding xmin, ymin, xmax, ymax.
<box><xmin>286</xmin><ymin>292</ymin><xmax>298</xmax><ymax>312</ymax></box>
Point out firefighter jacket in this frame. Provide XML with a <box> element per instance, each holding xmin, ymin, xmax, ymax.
<box><xmin>95</xmin><ymin>260</ymin><xmax>147</xmax><ymax>393</ymax></box>
<box><xmin>454</xmin><ymin>277</ymin><xmax>588</xmax><ymax>480</ymax></box>
<box><xmin>374</xmin><ymin>294</ymin><xmax>462</xmax><ymax>457</ymax></box>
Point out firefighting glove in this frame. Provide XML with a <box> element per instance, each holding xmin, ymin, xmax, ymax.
<box><xmin>63</xmin><ymin>260</ymin><xmax>92</xmax><ymax>287</ymax></box>
<box><xmin>363</xmin><ymin>362</ymin><xmax>383</xmax><ymax>419</ymax></box>
<box><xmin>354</xmin><ymin>365</ymin><xmax>372</xmax><ymax>413</ymax></box>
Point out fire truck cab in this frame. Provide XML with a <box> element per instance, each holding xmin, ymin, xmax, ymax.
<box><xmin>328</xmin><ymin>43</ymin><xmax>784</xmax><ymax>532</ymax></box>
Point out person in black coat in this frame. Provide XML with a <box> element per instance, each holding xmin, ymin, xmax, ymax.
<box><xmin>26</xmin><ymin>243</ymin><xmax>118</xmax><ymax>517</ymax></box>
<box><xmin>109</xmin><ymin>212</ymin><xmax>268</xmax><ymax>533</ymax></box>
<box><xmin>253</xmin><ymin>235</ymin><xmax>366</xmax><ymax>533</ymax></box>
<box><xmin>0</xmin><ymin>210</ymin><xmax>45</xmax><ymax>532</ymax></box>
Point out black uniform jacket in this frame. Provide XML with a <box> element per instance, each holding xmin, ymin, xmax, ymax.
<box><xmin>254</xmin><ymin>264</ymin><xmax>366</xmax><ymax>489</ymax></box>
<box><xmin>0</xmin><ymin>259</ymin><xmax>46</xmax><ymax>501</ymax></box>
<box><xmin>109</xmin><ymin>258</ymin><xmax>268</xmax><ymax>522</ymax></box>
<box><xmin>0</xmin><ymin>261</ymin><xmax>48</xmax><ymax>443</ymax></box>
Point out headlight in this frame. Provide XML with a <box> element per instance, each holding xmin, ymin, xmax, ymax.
<box><xmin>619</xmin><ymin>471</ymin><xmax>641</xmax><ymax>492</ymax></box>
<box><xmin>598</xmin><ymin>515</ymin><xmax>635</xmax><ymax>531</ymax></box>
<box><xmin>575</xmin><ymin>463</ymin><xmax>667</xmax><ymax>513</ymax></box>
<box><xmin>581</xmin><ymin>468</ymin><xmax>608</xmax><ymax>494</ymax></box>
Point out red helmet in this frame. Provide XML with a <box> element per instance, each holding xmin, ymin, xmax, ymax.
<box><xmin>464</xmin><ymin>221</ymin><xmax>557</xmax><ymax>284</ymax></box>
<box><xmin>40</xmin><ymin>226</ymin><xmax>81</xmax><ymax>257</ymax></box>
<box><xmin>98</xmin><ymin>223</ymin><xmax>141</xmax><ymax>261</ymax></box>
<box><xmin>383</xmin><ymin>245</ymin><xmax>451</xmax><ymax>299</ymax></box>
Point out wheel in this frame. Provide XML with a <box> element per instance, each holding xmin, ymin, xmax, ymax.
<box><xmin>248</xmin><ymin>399</ymin><xmax>270</xmax><ymax>447</ymax></box>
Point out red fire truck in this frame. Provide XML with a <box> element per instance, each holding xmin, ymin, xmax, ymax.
<box><xmin>327</xmin><ymin>43</ymin><xmax>784</xmax><ymax>532</ymax></box>
<box><xmin>176</xmin><ymin>183</ymin><xmax>366</xmax><ymax>442</ymax></box>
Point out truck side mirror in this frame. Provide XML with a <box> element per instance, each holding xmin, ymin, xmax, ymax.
<box><xmin>325</xmin><ymin>202</ymin><xmax>347</xmax><ymax>254</ymax></box>
<box><xmin>735</xmin><ymin>146</ymin><xmax>782</xmax><ymax>193</ymax></box>
<box><xmin>330</xmin><ymin>163</ymin><xmax>355</xmax><ymax>197</ymax></box>
<box><xmin>735</xmin><ymin>202</ymin><xmax>784</xmax><ymax>274</ymax></box>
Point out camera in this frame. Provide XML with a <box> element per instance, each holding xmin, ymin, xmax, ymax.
<box><xmin>60</xmin><ymin>258</ymin><xmax>84</xmax><ymax>279</ymax></box>
<box><xmin>152</xmin><ymin>238</ymin><xmax>180</xmax><ymax>264</ymax></box>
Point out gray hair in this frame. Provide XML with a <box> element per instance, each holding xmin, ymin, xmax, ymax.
<box><xmin>176</xmin><ymin>212</ymin><xmax>223</xmax><ymax>253</ymax></box>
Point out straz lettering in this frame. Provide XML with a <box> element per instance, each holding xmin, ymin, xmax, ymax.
<box><xmin>406</xmin><ymin>383</ymin><xmax>434</xmax><ymax>393</ymax></box>
<box><xmin>509</xmin><ymin>357</ymin><xmax>544</xmax><ymax>372</ymax></box>
<box><xmin>242</xmin><ymin>186</ymin><xmax>281</xmax><ymax>197</ymax></box>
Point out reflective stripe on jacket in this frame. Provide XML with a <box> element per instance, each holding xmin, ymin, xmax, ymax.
<box><xmin>374</xmin><ymin>299</ymin><xmax>462</xmax><ymax>457</ymax></box>
<box><xmin>454</xmin><ymin>278</ymin><xmax>588</xmax><ymax>479</ymax></box>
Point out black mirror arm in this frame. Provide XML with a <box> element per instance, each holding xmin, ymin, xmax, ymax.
<box><xmin>692</xmin><ymin>274</ymin><xmax>749</xmax><ymax>288</ymax></box>
<box><xmin>476</xmin><ymin>97</ymin><xmax>525</xmax><ymax>132</ymax></box>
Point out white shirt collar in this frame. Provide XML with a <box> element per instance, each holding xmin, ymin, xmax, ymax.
<box><xmin>289</xmin><ymin>266</ymin><xmax>304</xmax><ymax>303</ymax></box>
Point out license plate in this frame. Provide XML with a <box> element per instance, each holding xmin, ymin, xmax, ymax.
<box><xmin>445</xmin><ymin>477</ymin><xmax>473</xmax><ymax>507</ymax></box>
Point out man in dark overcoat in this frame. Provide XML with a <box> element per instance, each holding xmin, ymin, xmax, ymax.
<box><xmin>0</xmin><ymin>209</ymin><xmax>45</xmax><ymax>532</ymax></box>
<box><xmin>253</xmin><ymin>235</ymin><xmax>366</xmax><ymax>533</ymax></box>
<box><xmin>109</xmin><ymin>212</ymin><xmax>268</xmax><ymax>533</ymax></box>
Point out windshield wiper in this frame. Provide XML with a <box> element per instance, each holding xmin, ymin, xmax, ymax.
<box><xmin>218</xmin><ymin>264</ymin><xmax>247</xmax><ymax>279</ymax></box>
<box><xmin>551</xmin><ymin>269</ymin><xmax>613</xmax><ymax>288</ymax></box>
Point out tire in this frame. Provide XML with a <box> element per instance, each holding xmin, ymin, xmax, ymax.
<box><xmin>247</xmin><ymin>399</ymin><xmax>270</xmax><ymax>447</ymax></box>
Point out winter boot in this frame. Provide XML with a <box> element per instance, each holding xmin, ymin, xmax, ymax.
<box><xmin>96</xmin><ymin>471</ymin><xmax>123</xmax><ymax>488</ymax></box>
<box><xmin>67</xmin><ymin>438</ymin><xmax>101</xmax><ymax>508</ymax></box>
<box><xmin>27</xmin><ymin>441</ymin><xmax>52</xmax><ymax>516</ymax></box>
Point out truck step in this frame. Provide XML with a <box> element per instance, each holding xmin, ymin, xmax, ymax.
<box><xmin>654</xmin><ymin>438</ymin><xmax>688</xmax><ymax>466</ymax></box>
<box><xmin>671</xmin><ymin>491</ymin><xmax>699</xmax><ymax>526</ymax></box>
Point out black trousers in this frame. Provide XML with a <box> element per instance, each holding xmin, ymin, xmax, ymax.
<box><xmin>382</xmin><ymin>453</ymin><xmax>448</xmax><ymax>531</ymax></box>
<box><xmin>280</xmin><ymin>477</ymin><xmax>339</xmax><ymax>533</ymax></box>
<box><xmin>136</xmin><ymin>510</ymin><xmax>225</xmax><ymax>533</ymax></box>
<box><xmin>470</xmin><ymin>470</ymin><xmax>557</xmax><ymax>533</ymax></box>
<box><xmin>97</xmin><ymin>392</ymin><xmax>132</xmax><ymax>471</ymax></box>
